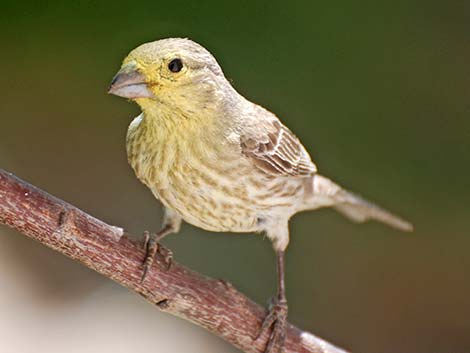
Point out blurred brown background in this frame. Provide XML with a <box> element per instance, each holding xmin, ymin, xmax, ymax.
<box><xmin>1</xmin><ymin>1</ymin><xmax>469</xmax><ymax>352</ymax></box>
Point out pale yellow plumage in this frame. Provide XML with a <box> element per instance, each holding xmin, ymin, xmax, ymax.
<box><xmin>108</xmin><ymin>38</ymin><xmax>412</xmax><ymax>353</ymax></box>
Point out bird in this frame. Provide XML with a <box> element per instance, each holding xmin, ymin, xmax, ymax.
<box><xmin>108</xmin><ymin>38</ymin><xmax>412</xmax><ymax>353</ymax></box>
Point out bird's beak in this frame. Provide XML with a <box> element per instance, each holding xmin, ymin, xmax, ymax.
<box><xmin>108</xmin><ymin>63</ymin><xmax>154</xmax><ymax>99</ymax></box>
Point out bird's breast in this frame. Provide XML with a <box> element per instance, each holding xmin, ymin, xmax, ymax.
<box><xmin>126</xmin><ymin>116</ymin><xmax>304</xmax><ymax>233</ymax></box>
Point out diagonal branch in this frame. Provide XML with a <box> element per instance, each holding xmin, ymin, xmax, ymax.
<box><xmin>0</xmin><ymin>169</ymin><xmax>348</xmax><ymax>353</ymax></box>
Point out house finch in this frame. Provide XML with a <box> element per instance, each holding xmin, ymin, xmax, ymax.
<box><xmin>108</xmin><ymin>38</ymin><xmax>412</xmax><ymax>353</ymax></box>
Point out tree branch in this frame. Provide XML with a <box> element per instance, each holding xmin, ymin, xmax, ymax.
<box><xmin>0</xmin><ymin>169</ymin><xmax>348</xmax><ymax>353</ymax></box>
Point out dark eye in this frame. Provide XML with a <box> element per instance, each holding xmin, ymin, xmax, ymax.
<box><xmin>168</xmin><ymin>58</ymin><xmax>183</xmax><ymax>73</ymax></box>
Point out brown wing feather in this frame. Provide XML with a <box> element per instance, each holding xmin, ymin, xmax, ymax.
<box><xmin>241</xmin><ymin>118</ymin><xmax>317</xmax><ymax>177</ymax></box>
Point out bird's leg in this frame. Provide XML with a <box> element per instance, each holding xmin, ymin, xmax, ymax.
<box><xmin>141</xmin><ymin>226</ymin><xmax>173</xmax><ymax>280</ymax></box>
<box><xmin>141</xmin><ymin>228</ymin><xmax>172</xmax><ymax>282</ymax></box>
<box><xmin>141</xmin><ymin>209</ymin><xmax>182</xmax><ymax>282</ymax></box>
<box><xmin>256</xmin><ymin>250</ymin><xmax>288</xmax><ymax>353</ymax></box>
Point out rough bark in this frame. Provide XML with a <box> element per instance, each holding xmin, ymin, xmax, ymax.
<box><xmin>0</xmin><ymin>169</ymin><xmax>348</xmax><ymax>353</ymax></box>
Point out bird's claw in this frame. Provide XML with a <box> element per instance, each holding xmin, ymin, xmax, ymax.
<box><xmin>255</xmin><ymin>297</ymin><xmax>288</xmax><ymax>353</ymax></box>
<box><xmin>141</xmin><ymin>230</ymin><xmax>173</xmax><ymax>283</ymax></box>
<box><xmin>158</xmin><ymin>243</ymin><xmax>173</xmax><ymax>270</ymax></box>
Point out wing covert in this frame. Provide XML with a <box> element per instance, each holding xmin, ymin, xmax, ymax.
<box><xmin>240</xmin><ymin>118</ymin><xmax>316</xmax><ymax>177</ymax></box>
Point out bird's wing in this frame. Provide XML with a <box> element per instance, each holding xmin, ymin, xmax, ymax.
<box><xmin>240</xmin><ymin>113</ymin><xmax>317</xmax><ymax>177</ymax></box>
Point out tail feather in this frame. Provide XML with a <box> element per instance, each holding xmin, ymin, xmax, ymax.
<box><xmin>312</xmin><ymin>175</ymin><xmax>413</xmax><ymax>232</ymax></box>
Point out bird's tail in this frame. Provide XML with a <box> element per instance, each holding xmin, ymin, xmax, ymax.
<box><xmin>307</xmin><ymin>174</ymin><xmax>413</xmax><ymax>232</ymax></box>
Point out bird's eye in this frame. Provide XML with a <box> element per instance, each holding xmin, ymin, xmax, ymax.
<box><xmin>168</xmin><ymin>58</ymin><xmax>183</xmax><ymax>73</ymax></box>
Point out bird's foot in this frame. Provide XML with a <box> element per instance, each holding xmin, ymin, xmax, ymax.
<box><xmin>141</xmin><ymin>230</ymin><xmax>173</xmax><ymax>282</ymax></box>
<box><xmin>256</xmin><ymin>297</ymin><xmax>288</xmax><ymax>353</ymax></box>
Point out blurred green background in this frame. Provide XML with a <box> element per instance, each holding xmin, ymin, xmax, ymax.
<box><xmin>1</xmin><ymin>1</ymin><xmax>469</xmax><ymax>352</ymax></box>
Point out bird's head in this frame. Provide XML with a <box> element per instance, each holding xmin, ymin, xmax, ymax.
<box><xmin>108</xmin><ymin>38</ymin><xmax>229</xmax><ymax>115</ymax></box>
